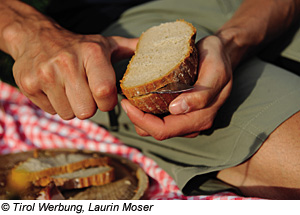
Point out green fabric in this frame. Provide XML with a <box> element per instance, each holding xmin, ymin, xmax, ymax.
<box><xmin>89</xmin><ymin>0</ymin><xmax>300</xmax><ymax>195</ymax></box>
<box><xmin>281</xmin><ymin>27</ymin><xmax>300</xmax><ymax>62</ymax></box>
<box><xmin>102</xmin><ymin>0</ymin><xmax>242</xmax><ymax>39</ymax></box>
<box><xmin>91</xmin><ymin>57</ymin><xmax>300</xmax><ymax>195</ymax></box>
<box><xmin>1</xmin><ymin>0</ymin><xmax>299</xmax><ymax>196</ymax></box>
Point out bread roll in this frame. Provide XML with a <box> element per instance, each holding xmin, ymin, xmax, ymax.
<box><xmin>121</xmin><ymin>20</ymin><xmax>198</xmax><ymax>114</ymax></box>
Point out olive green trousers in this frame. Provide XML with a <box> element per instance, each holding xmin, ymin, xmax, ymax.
<box><xmin>90</xmin><ymin>0</ymin><xmax>300</xmax><ymax>195</ymax></box>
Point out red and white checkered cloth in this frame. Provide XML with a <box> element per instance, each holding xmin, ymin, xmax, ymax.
<box><xmin>0</xmin><ymin>81</ymin><xmax>258</xmax><ymax>200</ymax></box>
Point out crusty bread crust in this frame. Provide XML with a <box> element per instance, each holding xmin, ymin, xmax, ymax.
<box><xmin>120</xmin><ymin>20</ymin><xmax>198</xmax><ymax>114</ymax></box>
<box><xmin>37</xmin><ymin>182</ymin><xmax>65</xmax><ymax>200</ymax></box>
<box><xmin>9</xmin><ymin>156</ymin><xmax>110</xmax><ymax>190</ymax></box>
<box><xmin>34</xmin><ymin>167</ymin><xmax>115</xmax><ymax>190</ymax></box>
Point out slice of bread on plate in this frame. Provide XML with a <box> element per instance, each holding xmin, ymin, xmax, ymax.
<box><xmin>1</xmin><ymin>149</ymin><xmax>148</xmax><ymax>200</ymax></box>
<box><xmin>34</xmin><ymin>166</ymin><xmax>114</xmax><ymax>189</ymax></box>
<box><xmin>121</xmin><ymin>20</ymin><xmax>198</xmax><ymax>114</ymax></box>
<box><xmin>9</xmin><ymin>153</ymin><xmax>111</xmax><ymax>190</ymax></box>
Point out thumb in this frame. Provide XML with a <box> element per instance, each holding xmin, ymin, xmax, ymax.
<box><xmin>169</xmin><ymin>85</ymin><xmax>214</xmax><ymax>115</ymax></box>
<box><xmin>108</xmin><ymin>36</ymin><xmax>139</xmax><ymax>62</ymax></box>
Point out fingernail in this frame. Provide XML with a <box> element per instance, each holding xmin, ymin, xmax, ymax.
<box><xmin>121</xmin><ymin>100</ymin><xmax>128</xmax><ymax>114</ymax></box>
<box><xmin>169</xmin><ymin>99</ymin><xmax>189</xmax><ymax>114</ymax></box>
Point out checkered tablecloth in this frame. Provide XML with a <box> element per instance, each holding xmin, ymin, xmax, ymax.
<box><xmin>0</xmin><ymin>81</ymin><xmax>258</xmax><ymax>200</ymax></box>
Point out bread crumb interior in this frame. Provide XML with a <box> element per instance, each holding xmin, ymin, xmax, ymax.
<box><xmin>123</xmin><ymin>21</ymin><xmax>194</xmax><ymax>87</ymax></box>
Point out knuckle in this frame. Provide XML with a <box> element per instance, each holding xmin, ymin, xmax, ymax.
<box><xmin>194</xmin><ymin>93</ymin><xmax>210</xmax><ymax>109</ymax></box>
<box><xmin>56</xmin><ymin>52</ymin><xmax>75</xmax><ymax>63</ymax></box>
<box><xmin>135</xmin><ymin>128</ymin><xmax>148</xmax><ymax>137</ymax></box>
<box><xmin>84</xmin><ymin>42</ymin><xmax>106</xmax><ymax>57</ymax></box>
<box><xmin>92</xmin><ymin>83</ymin><xmax>116</xmax><ymax>99</ymax></box>
<box><xmin>202</xmin><ymin>120</ymin><xmax>213</xmax><ymax>130</ymax></box>
<box><xmin>37</xmin><ymin>66</ymin><xmax>56</xmax><ymax>85</ymax></box>
<box><xmin>187</xmin><ymin>96</ymin><xmax>205</xmax><ymax>111</ymax></box>
<box><xmin>53</xmin><ymin>52</ymin><xmax>77</xmax><ymax>69</ymax></box>
<box><xmin>19</xmin><ymin>75</ymin><xmax>40</xmax><ymax>95</ymax></box>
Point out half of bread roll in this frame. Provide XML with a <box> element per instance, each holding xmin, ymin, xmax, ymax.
<box><xmin>121</xmin><ymin>20</ymin><xmax>198</xmax><ymax>114</ymax></box>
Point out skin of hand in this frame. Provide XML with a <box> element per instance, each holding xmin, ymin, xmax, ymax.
<box><xmin>121</xmin><ymin>35</ymin><xmax>233</xmax><ymax>140</ymax></box>
<box><xmin>0</xmin><ymin>0</ymin><xmax>138</xmax><ymax>120</ymax></box>
<box><xmin>120</xmin><ymin>0</ymin><xmax>300</xmax><ymax>141</ymax></box>
<box><xmin>11</xmin><ymin>29</ymin><xmax>138</xmax><ymax>120</ymax></box>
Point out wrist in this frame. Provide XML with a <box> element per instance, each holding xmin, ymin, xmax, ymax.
<box><xmin>214</xmin><ymin>0</ymin><xmax>300</xmax><ymax>69</ymax></box>
<box><xmin>2</xmin><ymin>18</ymin><xmax>56</xmax><ymax>59</ymax></box>
<box><xmin>215</xmin><ymin>26</ymin><xmax>263</xmax><ymax>69</ymax></box>
<box><xmin>0</xmin><ymin>1</ymin><xmax>54</xmax><ymax>59</ymax></box>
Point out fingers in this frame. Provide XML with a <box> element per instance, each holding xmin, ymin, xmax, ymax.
<box><xmin>13</xmin><ymin>34</ymin><xmax>139</xmax><ymax>120</ymax></box>
<box><xmin>169</xmin><ymin>85</ymin><xmax>214</xmax><ymax>114</ymax></box>
<box><xmin>16</xmin><ymin>60</ymin><xmax>97</xmax><ymax>119</ymax></box>
<box><xmin>169</xmin><ymin>80</ymin><xmax>231</xmax><ymax>115</ymax></box>
<box><xmin>134</xmin><ymin>125</ymin><xmax>199</xmax><ymax>138</ymax></box>
<box><xmin>46</xmin><ymin>85</ymin><xmax>75</xmax><ymax>119</ymax></box>
<box><xmin>12</xmin><ymin>32</ymin><xmax>135</xmax><ymax>120</ymax></box>
<box><xmin>64</xmin><ymin>81</ymin><xmax>97</xmax><ymax>119</ymax></box>
<box><xmin>52</xmin><ymin>54</ymin><xmax>98</xmax><ymax>119</ymax></box>
<box><xmin>121</xmin><ymin>99</ymin><xmax>213</xmax><ymax>140</ymax></box>
<box><xmin>84</xmin><ymin>36</ymin><xmax>138</xmax><ymax>112</ymax></box>
<box><xmin>23</xmin><ymin>91</ymin><xmax>56</xmax><ymax>115</ymax></box>
<box><xmin>119</xmin><ymin>35</ymin><xmax>234</xmax><ymax>141</ymax></box>
<box><xmin>18</xmin><ymin>82</ymin><xmax>75</xmax><ymax>120</ymax></box>
<box><xmin>84</xmin><ymin>44</ymin><xmax>118</xmax><ymax>112</ymax></box>
<box><xmin>170</xmin><ymin>36</ymin><xmax>232</xmax><ymax>115</ymax></box>
<box><xmin>108</xmin><ymin>36</ymin><xmax>138</xmax><ymax>62</ymax></box>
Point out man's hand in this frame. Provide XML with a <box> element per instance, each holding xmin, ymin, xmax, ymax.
<box><xmin>121</xmin><ymin>36</ymin><xmax>233</xmax><ymax>140</ymax></box>
<box><xmin>0</xmin><ymin>0</ymin><xmax>137</xmax><ymax>120</ymax></box>
<box><xmin>119</xmin><ymin>0</ymin><xmax>300</xmax><ymax>140</ymax></box>
<box><xmin>12</xmin><ymin>29</ymin><xmax>137</xmax><ymax>120</ymax></box>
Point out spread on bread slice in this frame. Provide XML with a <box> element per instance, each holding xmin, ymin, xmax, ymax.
<box><xmin>121</xmin><ymin>20</ymin><xmax>198</xmax><ymax>114</ymax></box>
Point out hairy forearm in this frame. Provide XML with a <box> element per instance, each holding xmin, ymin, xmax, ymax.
<box><xmin>216</xmin><ymin>0</ymin><xmax>300</xmax><ymax>69</ymax></box>
<box><xmin>0</xmin><ymin>0</ymin><xmax>56</xmax><ymax>59</ymax></box>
